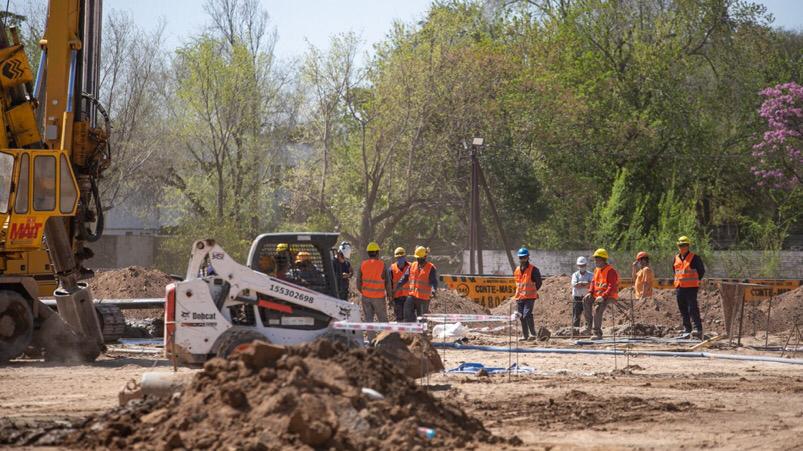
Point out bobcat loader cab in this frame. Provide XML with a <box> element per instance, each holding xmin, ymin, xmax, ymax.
<box><xmin>166</xmin><ymin>234</ymin><xmax>362</xmax><ymax>364</ymax></box>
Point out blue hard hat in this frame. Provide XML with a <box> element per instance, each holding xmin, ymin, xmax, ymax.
<box><xmin>517</xmin><ymin>247</ymin><xmax>529</xmax><ymax>257</ymax></box>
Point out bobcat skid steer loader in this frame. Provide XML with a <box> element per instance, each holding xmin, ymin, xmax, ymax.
<box><xmin>165</xmin><ymin>235</ymin><xmax>362</xmax><ymax>364</ymax></box>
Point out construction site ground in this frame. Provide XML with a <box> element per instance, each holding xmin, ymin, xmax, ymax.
<box><xmin>2</xmin><ymin>335</ymin><xmax>802</xmax><ymax>449</ymax></box>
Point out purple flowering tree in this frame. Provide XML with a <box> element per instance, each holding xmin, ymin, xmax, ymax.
<box><xmin>753</xmin><ymin>82</ymin><xmax>802</xmax><ymax>189</ymax></box>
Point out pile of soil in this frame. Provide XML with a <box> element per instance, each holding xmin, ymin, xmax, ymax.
<box><xmin>373</xmin><ymin>332</ymin><xmax>444</xmax><ymax>378</ymax></box>
<box><xmin>430</xmin><ymin>289</ymin><xmax>490</xmax><ymax>315</ymax></box>
<box><xmin>739</xmin><ymin>285</ymin><xmax>803</xmax><ymax>334</ymax></box>
<box><xmin>616</xmin><ymin>286</ymin><xmax>724</xmax><ymax>332</ymax></box>
<box><xmin>89</xmin><ymin>266</ymin><xmax>175</xmax><ymax>299</ymax></box>
<box><xmin>55</xmin><ymin>340</ymin><xmax>501</xmax><ymax>449</ymax></box>
<box><xmin>349</xmin><ymin>278</ymin><xmax>489</xmax><ymax>320</ymax></box>
<box><xmin>490</xmin><ymin>276</ymin><xmax>726</xmax><ymax>333</ymax></box>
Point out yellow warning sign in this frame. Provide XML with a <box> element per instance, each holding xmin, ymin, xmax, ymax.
<box><xmin>723</xmin><ymin>279</ymin><xmax>801</xmax><ymax>302</ymax></box>
<box><xmin>441</xmin><ymin>275</ymin><xmax>801</xmax><ymax>307</ymax></box>
<box><xmin>439</xmin><ymin>275</ymin><xmax>516</xmax><ymax>308</ymax></box>
<box><xmin>620</xmin><ymin>278</ymin><xmax>801</xmax><ymax>302</ymax></box>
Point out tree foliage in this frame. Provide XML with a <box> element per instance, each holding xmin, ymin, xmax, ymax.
<box><xmin>15</xmin><ymin>0</ymin><xmax>801</xmax><ymax>271</ymax></box>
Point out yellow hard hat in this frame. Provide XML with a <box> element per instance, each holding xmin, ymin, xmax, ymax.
<box><xmin>366</xmin><ymin>241</ymin><xmax>380</xmax><ymax>252</ymax></box>
<box><xmin>394</xmin><ymin>247</ymin><xmax>406</xmax><ymax>257</ymax></box>
<box><xmin>414</xmin><ymin>246</ymin><xmax>428</xmax><ymax>258</ymax></box>
<box><xmin>676</xmin><ymin>236</ymin><xmax>691</xmax><ymax>246</ymax></box>
<box><xmin>276</xmin><ymin>243</ymin><xmax>289</xmax><ymax>252</ymax></box>
<box><xmin>295</xmin><ymin>251</ymin><xmax>311</xmax><ymax>263</ymax></box>
<box><xmin>592</xmin><ymin>248</ymin><xmax>609</xmax><ymax>260</ymax></box>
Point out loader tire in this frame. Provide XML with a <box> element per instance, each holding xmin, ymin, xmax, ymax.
<box><xmin>0</xmin><ymin>291</ymin><xmax>33</xmax><ymax>363</ymax></box>
<box><xmin>212</xmin><ymin>327</ymin><xmax>268</xmax><ymax>358</ymax></box>
<box><xmin>95</xmin><ymin>304</ymin><xmax>126</xmax><ymax>343</ymax></box>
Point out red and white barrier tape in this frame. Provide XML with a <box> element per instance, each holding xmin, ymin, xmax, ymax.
<box><xmin>421</xmin><ymin>314</ymin><xmax>515</xmax><ymax>323</ymax></box>
<box><xmin>332</xmin><ymin>321</ymin><xmax>427</xmax><ymax>334</ymax></box>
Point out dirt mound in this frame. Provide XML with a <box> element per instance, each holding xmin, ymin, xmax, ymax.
<box><xmin>769</xmin><ymin>285</ymin><xmax>803</xmax><ymax>329</ymax></box>
<box><xmin>737</xmin><ymin>285</ymin><xmax>803</xmax><ymax>334</ymax></box>
<box><xmin>373</xmin><ymin>332</ymin><xmax>444</xmax><ymax>378</ymax></box>
<box><xmin>349</xmin><ymin>280</ymin><xmax>489</xmax><ymax>319</ymax></box>
<box><xmin>489</xmin><ymin>277</ymin><xmax>726</xmax><ymax>334</ymax></box>
<box><xmin>58</xmin><ymin>340</ymin><xmax>501</xmax><ymax>450</ymax></box>
<box><xmin>430</xmin><ymin>288</ymin><xmax>490</xmax><ymax>315</ymax></box>
<box><xmin>89</xmin><ymin>266</ymin><xmax>175</xmax><ymax>299</ymax></box>
<box><xmin>491</xmin><ymin>276</ymin><xmax>571</xmax><ymax>317</ymax></box>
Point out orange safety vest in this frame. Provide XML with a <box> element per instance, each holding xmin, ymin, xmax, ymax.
<box><xmin>360</xmin><ymin>259</ymin><xmax>387</xmax><ymax>299</ymax></box>
<box><xmin>591</xmin><ymin>264</ymin><xmax>619</xmax><ymax>300</ymax></box>
<box><xmin>391</xmin><ymin>261</ymin><xmax>411</xmax><ymax>299</ymax></box>
<box><xmin>673</xmin><ymin>252</ymin><xmax>700</xmax><ymax>288</ymax></box>
<box><xmin>514</xmin><ymin>264</ymin><xmax>539</xmax><ymax>300</ymax></box>
<box><xmin>409</xmin><ymin>261</ymin><xmax>435</xmax><ymax>301</ymax></box>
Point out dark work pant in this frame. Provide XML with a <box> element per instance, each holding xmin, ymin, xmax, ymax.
<box><xmin>403</xmin><ymin>296</ymin><xmax>429</xmax><ymax>322</ymax></box>
<box><xmin>572</xmin><ymin>296</ymin><xmax>585</xmax><ymax>327</ymax></box>
<box><xmin>517</xmin><ymin>299</ymin><xmax>537</xmax><ymax>338</ymax></box>
<box><xmin>676</xmin><ymin>287</ymin><xmax>703</xmax><ymax>332</ymax></box>
<box><xmin>392</xmin><ymin>297</ymin><xmax>406</xmax><ymax>322</ymax></box>
<box><xmin>583</xmin><ymin>297</ymin><xmax>609</xmax><ymax>335</ymax></box>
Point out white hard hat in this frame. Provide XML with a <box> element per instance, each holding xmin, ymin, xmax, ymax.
<box><xmin>338</xmin><ymin>241</ymin><xmax>352</xmax><ymax>259</ymax></box>
<box><xmin>576</xmin><ymin>256</ymin><xmax>588</xmax><ymax>266</ymax></box>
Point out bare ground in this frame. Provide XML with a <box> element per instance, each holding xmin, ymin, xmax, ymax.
<box><xmin>431</xmin><ymin>336</ymin><xmax>803</xmax><ymax>450</ymax></box>
<box><xmin>0</xmin><ymin>350</ymin><xmax>193</xmax><ymax>422</ymax></box>
<box><xmin>1</xmin><ymin>338</ymin><xmax>802</xmax><ymax>449</ymax></box>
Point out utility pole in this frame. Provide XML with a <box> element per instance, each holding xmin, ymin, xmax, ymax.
<box><xmin>469</xmin><ymin>138</ymin><xmax>484</xmax><ymax>274</ymax></box>
<box><xmin>466</xmin><ymin>137</ymin><xmax>516</xmax><ymax>274</ymax></box>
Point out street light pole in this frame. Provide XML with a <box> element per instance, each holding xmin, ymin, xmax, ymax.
<box><xmin>470</xmin><ymin>138</ymin><xmax>484</xmax><ymax>275</ymax></box>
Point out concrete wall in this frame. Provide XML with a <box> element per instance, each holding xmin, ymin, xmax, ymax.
<box><xmin>90</xmin><ymin>234</ymin><xmax>157</xmax><ymax>269</ymax></box>
<box><xmin>461</xmin><ymin>250</ymin><xmax>803</xmax><ymax>279</ymax></box>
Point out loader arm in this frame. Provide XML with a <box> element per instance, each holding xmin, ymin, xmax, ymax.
<box><xmin>168</xmin><ymin>240</ymin><xmax>361</xmax><ymax>363</ymax></box>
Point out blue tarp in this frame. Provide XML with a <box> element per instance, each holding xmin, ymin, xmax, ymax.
<box><xmin>446</xmin><ymin>362</ymin><xmax>535</xmax><ymax>375</ymax></box>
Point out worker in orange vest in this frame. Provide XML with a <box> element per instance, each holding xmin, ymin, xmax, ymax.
<box><xmin>396</xmin><ymin>246</ymin><xmax>438</xmax><ymax>322</ymax></box>
<box><xmin>357</xmin><ymin>241</ymin><xmax>391</xmax><ymax>340</ymax></box>
<box><xmin>514</xmin><ymin>247</ymin><xmax>543</xmax><ymax>341</ymax></box>
<box><xmin>673</xmin><ymin>236</ymin><xmax>705</xmax><ymax>339</ymax></box>
<box><xmin>389</xmin><ymin>247</ymin><xmax>411</xmax><ymax>321</ymax></box>
<box><xmin>582</xmin><ymin>248</ymin><xmax>619</xmax><ymax>339</ymax></box>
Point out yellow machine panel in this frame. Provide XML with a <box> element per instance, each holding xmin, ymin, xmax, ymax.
<box><xmin>6</xmin><ymin>104</ymin><xmax>42</xmax><ymax>147</ymax></box>
<box><xmin>0</xmin><ymin>45</ymin><xmax>34</xmax><ymax>88</ymax></box>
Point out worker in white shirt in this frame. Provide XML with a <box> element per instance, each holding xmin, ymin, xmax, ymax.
<box><xmin>570</xmin><ymin>256</ymin><xmax>593</xmax><ymax>329</ymax></box>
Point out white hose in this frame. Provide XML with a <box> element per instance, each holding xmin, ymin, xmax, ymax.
<box><xmin>433</xmin><ymin>343</ymin><xmax>803</xmax><ymax>366</ymax></box>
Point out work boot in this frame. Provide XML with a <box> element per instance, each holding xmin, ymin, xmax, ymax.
<box><xmin>580</xmin><ymin>328</ymin><xmax>592</xmax><ymax>336</ymax></box>
<box><xmin>691</xmin><ymin>329</ymin><xmax>703</xmax><ymax>340</ymax></box>
<box><xmin>518</xmin><ymin>336</ymin><xmax>530</xmax><ymax>342</ymax></box>
<box><xmin>592</xmin><ymin>330</ymin><xmax>603</xmax><ymax>340</ymax></box>
<box><xmin>525</xmin><ymin>316</ymin><xmax>537</xmax><ymax>338</ymax></box>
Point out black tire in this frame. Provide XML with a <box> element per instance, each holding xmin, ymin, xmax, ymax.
<box><xmin>95</xmin><ymin>304</ymin><xmax>126</xmax><ymax>343</ymax></box>
<box><xmin>211</xmin><ymin>327</ymin><xmax>268</xmax><ymax>358</ymax></box>
<box><xmin>0</xmin><ymin>291</ymin><xmax>33</xmax><ymax>363</ymax></box>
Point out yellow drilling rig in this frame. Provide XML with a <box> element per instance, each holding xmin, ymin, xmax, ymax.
<box><xmin>0</xmin><ymin>0</ymin><xmax>112</xmax><ymax>362</ymax></box>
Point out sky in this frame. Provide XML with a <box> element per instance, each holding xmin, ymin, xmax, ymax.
<box><xmin>104</xmin><ymin>0</ymin><xmax>432</xmax><ymax>61</ymax></box>
<box><xmin>103</xmin><ymin>0</ymin><xmax>802</xmax><ymax>60</ymax></box>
